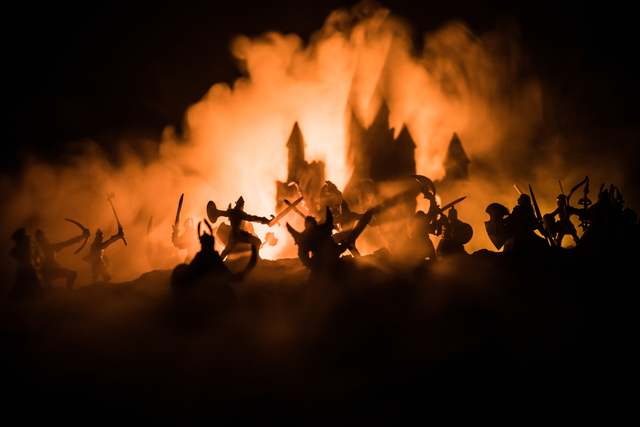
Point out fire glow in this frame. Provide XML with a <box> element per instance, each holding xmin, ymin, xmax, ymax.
<box><xmin>2</xmin><ymin>3</ymin><xmax>571</xmax><ymax>283</ymax></box>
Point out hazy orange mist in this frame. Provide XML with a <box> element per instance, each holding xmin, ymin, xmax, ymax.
<box><xmin>1</xmin><ymin>3</ymin><xmax>558</xmax><ymax>288</ymax></box>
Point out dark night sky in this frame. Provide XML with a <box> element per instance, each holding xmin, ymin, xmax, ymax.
<box><xmin>5</xmin><ymin>1</ymin><xmax>639</xmax><ymax>178</ymax></box>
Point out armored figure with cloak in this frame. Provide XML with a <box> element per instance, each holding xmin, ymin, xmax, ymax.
<box><xmin>485</xmin><ymin>191</ymin><xmax>548</xmax><ymax>252</ymax></box>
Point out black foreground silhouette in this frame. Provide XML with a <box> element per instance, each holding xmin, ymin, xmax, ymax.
<box><xmin>3</xmin><ymin>228</ymin><xmax>637</xmax><ymax>423</ymax></box>
<box><xmin>3</xmin><ymin>176</ymin><xmax>637</xmax><ymax>423</ymax></box>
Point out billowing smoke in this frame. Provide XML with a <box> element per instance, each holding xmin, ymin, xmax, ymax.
<box><xmin>1</xmin><ymin>2</ymin><xmax>634</xmax><ymax>293</ymax></box>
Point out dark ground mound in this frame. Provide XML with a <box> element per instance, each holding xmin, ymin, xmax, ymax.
<box><xmin>1</xmin><ymin>248</ymin><xmax>636</xmax><ymax>424</ymax></box>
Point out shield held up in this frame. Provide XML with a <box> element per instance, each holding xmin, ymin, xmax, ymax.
<box><xmin>485</xmin><ymin>203</ymin><xmax>511</xmax><ymax>250</ymax></box>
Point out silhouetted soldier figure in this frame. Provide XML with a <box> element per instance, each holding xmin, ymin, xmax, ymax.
<box><xmin>171</xmin><ymin>220</ymin><xmax>254</xmax><ymax>302</ymax></box>
<box><xmin>610</xmin><ymin>186</ymin><xmax>638</xmax><ymax>242</ymax></box>
<box><xmin>288</xmin><ymin>207</ymin><xmax>348</xmax><ymax>276</ymax></box>
<box><xmin>319</xmin><ymin>181</ymin><xmax>343</xmax><ymax>220</ymax></box>
<box><xmin>8</xmin><ymin>228</ymin><xmax>43</xmax><ymax>300</ymax></box>
<box><xmin>219</xmin><ymin>197</ymin><xmax>270</xmax><ymax>261</ymax></box>
<box><xmin>400</xmin><ymin>191</ymin><xmax>440</xmax><ymax>260</ymax></box>
<box><xmin>172</xmin><ymin>218</ymin><xmax>199</xmax><ymax>263</ymax></box>
<box><xmin>436</xmin><ymin>207</ymin><xmax>473</xmax><ymax>258</ymax></box>
<box><xmin>577</xmin><ymin>188</ymin><xmax>624</xmax><ymax>251</ymax></box>
<box><xmin>84</xmin><ymin>228</ymin><xmax>124</xmax><ymax>283</ymax></box>
<box><xmin>332</xmin><ymin>200</ymin><xmax>366</xmax><ymax>256</ymax></box>
<box><xmin>504</xmin><ymin>193</ymin><xmax>547</xmax><ymax>252</ymax></box>
<box><xmin>35</xmin><ymin>227</ymin><xmax>89</xmax><ymax>291</ymax></box>
<box><xmin>543</xmin><ymin>194</ymin><xmax>580</xmax><ymax>246</ymax></box>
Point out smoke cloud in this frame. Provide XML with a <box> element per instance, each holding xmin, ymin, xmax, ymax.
<box><xmin>1</xmin><ymin>2</ymin><xmax>636</xmax><ymax>293</ymax></box>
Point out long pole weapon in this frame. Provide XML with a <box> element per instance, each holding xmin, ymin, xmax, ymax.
<box><xmin>529</xmin><ymin>185</ymin><xmax>554</xmax><ymax>247</ymax></box>
<box><xmin>107</xmin><ymin>192</ymin><xmax>127</xmax><ymax>246</ymax></box>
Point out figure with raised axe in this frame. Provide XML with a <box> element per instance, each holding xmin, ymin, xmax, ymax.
<box><xmin>207</xmin><ymin>196</ymin><xmax>271</xmax><ymax>261</ymax></box>
<box><xmin>35</xmin><ymin>219</ymin><xmax>90</xmax><ymax>291</ymax></box>
<box><xmin>400</xmin><ymin>175</ymin><xmax>467</xmax><ymax>260</ymax></box>
<box><xmin>83</xmin><ymin>228</ymin><xmax>124</xmax><ymax>283</ymax></box>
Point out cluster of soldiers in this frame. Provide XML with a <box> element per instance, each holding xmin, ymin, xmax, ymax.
<box><xmin>8</xmin><ymin>224</ymin><xmax>125</xmax><ymax>300</ymax></box>
<box><xmin>8</xmin><ymin>174</ymin><xmax>638</xmax><ymax>300</ymax></box>
<box><xmin>485</xmin><ymin>177</ymin><xmax>638</xmax><ymax>254</ymax></box>
<box><xmin>8</xmin><ymin>194</ymin><xmax>128</xmax><ymax>301</ymax></box>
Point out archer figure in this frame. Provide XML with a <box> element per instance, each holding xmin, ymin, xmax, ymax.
<box><xmin>543</xmin><ymin>178</ymin><xmax>590</xmax><ymax>246</ymax></box>
<box><xmin>83</xmin><ymin>228</ymin><xmax>124</xmax><ymax>283</ymax></box>
<box><xmin>35</xmin><ymin>221</ymin><xmax>89</xmax><ymax>291</ymax></box>
<box><xmin>208</xmin><ymin>196</ymin><xmax>270</xmax><ymax>261</ymax></box>
<box><xmin>543</xmin><ymin>193</ymin><xmax>582</xmax><ymax>246</ymax></box>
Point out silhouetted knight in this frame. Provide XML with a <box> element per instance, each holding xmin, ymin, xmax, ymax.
<box><xmin>485</xmin><ymin>187</ymin><xmax>549</xmax><ymax>252</ymax></box>
<box><xmin>436</xmin><ymin>207</ymin><xmax>473</xmax><ymax>258</ymax></box>
<box><xmin>287</xmin><ymin>206</ymin><xmax>374</xmax><ymax>279</ymax></box>
<box><xmin>171</xmin><ymin>219</ymin><xmax>255</xmax><ymax>303</ymax></box>
<box><xmin>400</xmin><ymin>175</ymin><xmax>468</xmax><ymax>260</ymax></box>
<box><xmin>8</xmin><ymin>228</ymin><xmax>43</xmax><ymax>300</ymax></box>
<box><xmin>543</xmin><ymin>177</ymin><xmax>587</xmax><ymax>246</ymax></box>
<box><xmin>83</xmin><ymin>193</ymin><xmax>127</xmax><ymax>283</ymax></box>
<box><xmin>207</xmin><ymin>196</ymin><xmax>270</xmax><ymax>261</ymax></box>
<box><xmin>577</xmin><ymin>184</ymin><xmax>638</xmax><ymax>250</ymax></box>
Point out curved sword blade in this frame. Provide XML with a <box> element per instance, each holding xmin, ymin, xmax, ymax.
<box><xmin>440</xmin><ymin>196</ymin><xmax>467</xmax><ymax>212</ymax></box>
